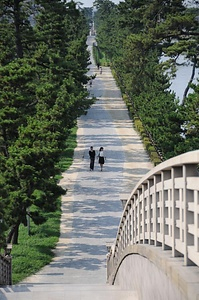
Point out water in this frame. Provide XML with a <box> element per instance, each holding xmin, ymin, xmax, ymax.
<box><xmin>162</xmin><ymin>55</ymin><xmax>199</xmax><ymax>103</ymax></box>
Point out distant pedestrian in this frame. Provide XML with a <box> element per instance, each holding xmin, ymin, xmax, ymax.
<box><xmin>99</xmin><ymin>66</ymin><xmax>102</xmax><ymax>74</ymax></box>
<box><xmin>97</xmin><ymin>63</ymin><xmax>100</xmax><ymax>70</ymax></box>
<box><xmin>89</xmin><ymin>146</ymin><xmax>96</xmax><ymax>171</ymax></box>
<box><xmin>98</xmin><ymin>147</ymin><xmax>105</xmax><ymax>171</ymax></box>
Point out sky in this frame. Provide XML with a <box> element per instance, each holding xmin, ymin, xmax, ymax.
<box><xmin>79</xmin><ymin>0</ymin><xmax>197</xmax><ymax>8</ymax></box>
<box><xmin>79</xmin><ymin>0</ymin><xmax>123</xmax><ymax>8</ymax></box>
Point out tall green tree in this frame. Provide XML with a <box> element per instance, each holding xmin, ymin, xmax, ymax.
<box><xmin>0</xmin><ymin>0</ymin><xmax>91</xmax><ymax>246</ymax></box>
<box><xmin>0</xmin><ymin>0</ymin><xmax>39</xmax><ymax>245</ymax></box>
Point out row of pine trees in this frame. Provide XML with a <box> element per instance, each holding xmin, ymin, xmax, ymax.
<box><xmin>94</xmin><ymin>0</ymin><xmax>199</xmax><ymax>160</ymax></box>
<box><xmin>0</xmin><ymin>0</ymin><xmax>92</xmax><ymax>248</ymax></box>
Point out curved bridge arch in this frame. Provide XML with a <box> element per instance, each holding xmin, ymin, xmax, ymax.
<box><xmin>107</xmin><ymin>150</ymin><xmax>199</xmax><ymax>299</ymax></box>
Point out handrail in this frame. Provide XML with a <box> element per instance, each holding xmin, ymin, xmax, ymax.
<box><xmin>107</xmin><ymin>150</ymin><xmax>199</xmax><ymax>281</ymax></box>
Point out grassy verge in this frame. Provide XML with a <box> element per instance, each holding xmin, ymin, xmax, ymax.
<box><xmin>11</xmin><ymin>126</ymin><xmax>77</xmax><ymax>284</ymax></box>
<box><xmin>57</xmin><ymin>126</ymin><xmax>77</xmax><ymax>174</ymax></box>
<box><xmin>12</xmin><ymin>209</ymin><xmax>61</xmax><ymax>284</ymax></box>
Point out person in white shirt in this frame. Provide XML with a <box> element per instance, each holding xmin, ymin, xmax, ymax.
<box><xmin>98</xmin><ymin>147</ymin><xmax>105</xmax><ymax>171</ymax></box>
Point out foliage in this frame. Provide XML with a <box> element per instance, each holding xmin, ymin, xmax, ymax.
<box><xmin>94</xmin><ymin>0</ymin><xmax>199</xmax><ymax>161</ymax></box>
<box><xmin>11</xmin><ymin>208</ymin><xmax>61</xmax><ymax>284</ymax></box>
<box><xmin>180</xmin><ymin>82</ymin><xmax>199</xmax><ymax>151</ymax></box>
<box><xmin>0</xmin><ymin>0</ymin><xmax>92</xmax><ymax>248</ymax></box>
<box><xmin>1</xmin><ymin>123</ymin><xmax>78</xmax><ymax>283</ymax></box>
<box><xmin>57</xmin><ymin>126</ymin><xmax>78</xmax><ymax>173</ymax></box>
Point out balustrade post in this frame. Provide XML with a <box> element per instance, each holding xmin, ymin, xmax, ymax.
<box><xmin>194</xmin><ymin>190</ymin><xmax>199</xmax><ymax>252</ymax></box>
<box><xmin>171</xmin><ymin>167</ymin><xmax>175</xmax><ymax>256</ymax></box>
<box><xmin>133</xmin><ymin>196</ymin><xmax>136</xmax><ymax>244</ymax></box>
<box><xmin>171</xmin><ymin>167</ymin><xmax>180</xmax><ymax>257</ymax></box>
<box><xmin>183</xmin><ymin>165</ymin><xmax>188</xmax><ymax>265</ymax></box>
<box><xmin>130</xmin><ymin>199</ymin><xmax>133</xmax><ymax>244</ymax></box>
<box><xmin>141</xmin><ymin>185</ymin><xmax>144</xmax><ymax>243</ymax></box>
<box><xmin>137</xmin><ymin>190</ymin><xmax>140</xmax><ymax>243</ymax></box>
<box><xmin>154</xmin><ymin>175</ymin><xmax>157</xmax><ymax>246</ymax></box>
<box><xmin>147</xmin><ymin>180</ymin><xmax>151</xmax><ymax>244</ymax></box>
<box><xmin>161</xmin><ymin>171</ymin><xmax>165</xmax><ymax>250</ymax></box>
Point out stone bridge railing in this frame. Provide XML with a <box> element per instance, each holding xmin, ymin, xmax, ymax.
<box><xmin>107</xmin><ymin>150</ymin><xmax>199</xmax><ymax>283</ymax></box>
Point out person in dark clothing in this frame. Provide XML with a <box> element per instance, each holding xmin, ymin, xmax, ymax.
<box><xmin>89</xmin><ymin>146</ymin><xmax>96</xmax><ymax>171</ymax></box>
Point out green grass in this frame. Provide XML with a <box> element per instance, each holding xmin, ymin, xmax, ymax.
<box><xmin>57</xmin><ymin>126</ymin><xmax>77</xmax><ymax>173</ymax></box>
<box><xmin>11</xmin><ymin>126</ymin><xmax>78</xmax><ymax>284</ymax></box>
<box><xmin>12</xmin><ymin>210</ymin><xmax>61</xmax><ymax>284</ymax></box>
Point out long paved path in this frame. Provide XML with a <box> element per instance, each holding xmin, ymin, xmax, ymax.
<box><xmin>0</xmin><ymin>36</ymin><xmax>153</xmax><ymax>300</ymax></box>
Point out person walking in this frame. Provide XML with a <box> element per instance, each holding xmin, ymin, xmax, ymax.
<box><xmin>98</xmin><ymin>147</ymin><xmax>105</xmax><ymax>171</ymax></box>
<box><xmin>89</xmin><ymin>146</ymin><xmax>96</xmax><ymax>171</ymax></box>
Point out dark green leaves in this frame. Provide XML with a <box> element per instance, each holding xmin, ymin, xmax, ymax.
<box><xmin>94</xmin><ymin>0</ymin><xmax>199</xmax><ymax>159</ymax></box>
<box><xmin>0</xmin><ymin>0</ymin><xmax>91</xmax><ymax>246</ymax></box>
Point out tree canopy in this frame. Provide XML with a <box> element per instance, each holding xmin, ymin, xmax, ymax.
<box><xmin>0</xmin><ymin>0</ymin><xmax>91</xmax><ymax>248</ymax></box>
<box><xmin>94</xmin><ymin>0</ymin><xmax>199</xmax><ymax>159</ymax></box>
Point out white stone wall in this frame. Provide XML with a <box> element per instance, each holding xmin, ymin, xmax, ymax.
<box><xmin>114</xmin><ymin>254</ymin><xmax>185</xmax><ymax>300</ymax></box>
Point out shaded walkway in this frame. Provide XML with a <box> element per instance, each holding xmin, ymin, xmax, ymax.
<box><xmin>0</xmin><ymin>36</ymin><xmax>153</xmax><ymax>299</ymax></box>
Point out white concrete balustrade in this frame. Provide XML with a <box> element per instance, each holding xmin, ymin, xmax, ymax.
<box><xmin>107</xmin><ymin>150</ymin><xmax>199</xmax><ymax>282</ymax></box>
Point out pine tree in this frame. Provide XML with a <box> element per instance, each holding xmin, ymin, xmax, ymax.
<box><xmin>94</xmin><ymin>0</ymin><xmax>199</xmax><ymax>158</ymax></box>
<box><xmin>0</xmin><ymin>0</ymin><xmax>91</xmax><ymax>245</ymax></box>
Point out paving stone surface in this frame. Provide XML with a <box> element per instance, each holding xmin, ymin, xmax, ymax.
<box><xmin>0</xmin><ymin>35</ymin><xmax>153</xmax><ymax>300</ymax></box>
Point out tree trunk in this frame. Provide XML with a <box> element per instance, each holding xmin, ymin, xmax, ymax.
<box><xmin>12</xmin><ymin>223</ymin><xmax>19</xmax><ymax>244</ymax></box>
<box><xmin>14</xmin><ymin>0</ymin><xmax>24</xmax><ymax>58</ymax></box>
<box><xmin>6</xmin><ymin>221</ymin><xmax>20</xmax><ymax>245</ymax></box>
<box><xmin>182</xmin><ymin>55</ymin><xmax>196</xmax><ymax>105</ymax></box>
